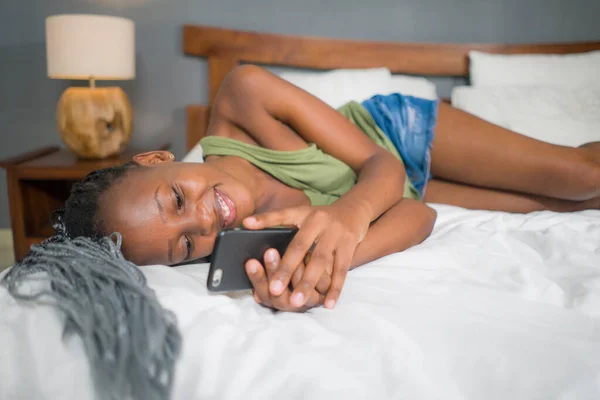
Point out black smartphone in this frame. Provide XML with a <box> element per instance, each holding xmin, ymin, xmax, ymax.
<box><xmin>207</xmin><ymin>228</ymin><xmax>298</xmax><ymax>292</ymax></box>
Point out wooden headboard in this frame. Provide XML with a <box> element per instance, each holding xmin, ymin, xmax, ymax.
<box><xmin>183</xmin><ymin>24</ymin><xmax>600</xmax><ymax>150</ymax></box>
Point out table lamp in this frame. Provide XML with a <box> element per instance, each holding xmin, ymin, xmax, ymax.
<box><xmin>46</xmin><ymin>14</ymin><xmax>135</xmax><ymax>159</ymax></box>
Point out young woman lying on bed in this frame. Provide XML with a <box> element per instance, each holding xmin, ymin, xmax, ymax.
<box><xmin>58</xmin><ymin>65</ymin><xmax>600</xmax><ymax>312</ymax></box>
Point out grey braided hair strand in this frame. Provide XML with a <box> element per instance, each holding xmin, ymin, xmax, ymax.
<box><xmin>1</xmin><ymin>212</ymin><xmax>182</xmax><ymax>400</ymax></box>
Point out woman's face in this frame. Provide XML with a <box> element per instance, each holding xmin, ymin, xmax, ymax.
<box><xmin>100</xmin><ymin>152</ymin><xmax>256</xmax><ymax>265</ymax></box>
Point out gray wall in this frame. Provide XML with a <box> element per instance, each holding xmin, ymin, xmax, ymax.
<box><xmin>1</xmin><ymin>0</ymin><xmax>599</xmax><ymax>229</ymax></box>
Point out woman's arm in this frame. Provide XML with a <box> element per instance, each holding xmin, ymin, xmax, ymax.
<box><xmin>215</xmin><ymin>65</ymin><xmax>423</xmax><ymax>308</ymax></box>
<box><xmin>351</xmin><ymin>199</ymin><xmax>437</xmax><ymax>268</ymax></box>
<box><xmin>214</xmin><ymin>65</ymin><xmax>407</xmax><ymax>223</ymax></box>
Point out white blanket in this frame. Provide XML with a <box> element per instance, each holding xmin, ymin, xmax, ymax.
<box><xmin>2</xmin><ymin>204</ymin><xmax>600</xmax><ymax>400</ymax></box>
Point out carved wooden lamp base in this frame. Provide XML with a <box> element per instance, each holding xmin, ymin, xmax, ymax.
<box><xmin>56</xmin><ymin>86</ymin><xmax>133</xmax><ymax>160</ymax></box>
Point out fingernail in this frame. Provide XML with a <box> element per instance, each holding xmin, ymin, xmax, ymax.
<box><xmin>325</xmin><ymin>299</ymin><xmax>336</xmax><ymax>309</ymax></box>
<box><xmin>265</xmin><ymin>249</ymin><xmax>276</xmax><ymax>263</ymax></box>
<box><xmin>248</xmin><ymin>263</ymin><xmax>257</xmax><ymax>274</ymax></box>
<box><xmin>245</xmin><ymin>217</ymin><xmax>256</xmax><ymax>224</ymax></box>
<box><xmin>292</xmin><ymin>292</ymin><xmax>304</xmax><ymax>306</ymax></box>
<box><xmin>270</xmin><ymin>280</ymin><xmax>283</xmax><ymax>294</ymax></box>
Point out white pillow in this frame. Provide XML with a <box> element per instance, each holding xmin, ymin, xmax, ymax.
<box><xmin>385</xmin><ymin>75</ymin><xmax>437</xmax><ymax>100</ymax></box>
<box><xmin>469</xmin><ymin>50</ymin><xmax>600</xmax><ymax>88</ymax></box>
<box><xmin>279</xmin><ymin>67</ymin><xmax>438</xmax><ymax>108</ymax></box>
<box><xmin>279</xmin><ymin>67</ymin><xmax>392</xmax><ymax>108</ymax></box>
<box><xmin>451</xmin><ymin>85</ymin><xmax>600</xmax><ymax>147</ymax></box>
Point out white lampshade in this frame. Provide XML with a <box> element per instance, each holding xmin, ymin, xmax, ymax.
<box><xmin>46</xmin><ymin>14</ymin><xmax>135</xmax><ymax>80</ymax></box>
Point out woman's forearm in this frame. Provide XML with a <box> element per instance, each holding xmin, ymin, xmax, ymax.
<box><xmin>350</xmin><ymin>199</ymin><xmax>437</xmax><ymax>269</ymax></box>
<box><xmin>332</xmin><ymin>150</ymin><xmax>407</xmax><ymax>226</ymax></box>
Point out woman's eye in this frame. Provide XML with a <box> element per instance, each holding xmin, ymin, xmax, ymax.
<box><xmin>184</xmin><ymin>236</ymin><xmax>192</xmax><ymax>259</ymax></box>
<box><xmin>173</xmin><ymin>188</ymin><xmax>183</xmax><ymax>210</ymax></box>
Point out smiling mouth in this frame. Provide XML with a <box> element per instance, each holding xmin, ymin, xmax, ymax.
<box><xmin>214</xmin><ymin>188</ymin><xmax>237</xmax><ymax>229</ymax></box>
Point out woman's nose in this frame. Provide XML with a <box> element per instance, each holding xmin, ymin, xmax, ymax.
<box><xmin>185</xmin><ymin>201</ymin><xmax>215</xmax><ymax>236</ymax></box>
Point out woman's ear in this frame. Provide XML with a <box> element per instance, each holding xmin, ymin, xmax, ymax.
<box><xmin>132</xmin><ymin>151</ymin><xmax>175</xmax><ymax>166</ymax></box>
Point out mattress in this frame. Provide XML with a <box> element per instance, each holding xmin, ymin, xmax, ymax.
<box><xmin>2</xmin><ymin>204</ymin><xmax>600</xmax><ymax>400</ymax></box>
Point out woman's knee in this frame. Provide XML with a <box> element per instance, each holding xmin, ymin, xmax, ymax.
<box><xmin>222</xmin><ymin>65</ymin><xmax>268</xmax><ymax>95</ymax></box>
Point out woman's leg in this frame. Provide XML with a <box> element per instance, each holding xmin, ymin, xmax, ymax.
<box><xmin>430</xmin><ymin>103</ymin><xmax>600</xmax><ymax>201</ymax></box>
<box><xmin>424</xmin><ymin>179</ymin><xmax>599</xmax><ymax>213</ymax></box>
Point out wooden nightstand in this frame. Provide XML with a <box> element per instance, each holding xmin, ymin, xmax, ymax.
<box><xmin>1</xmin><ymin>144</ymin><xmax>169</xmax><ymax>261</ymax></box>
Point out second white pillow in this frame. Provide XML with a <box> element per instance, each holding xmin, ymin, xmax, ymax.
<box><xmin>451</xmin><ymin>85</ymin><xmax>600</xmax><ymax>147</ymax></box>
<box><xmin>469</xmin><ymin>50</ymin><xmax>600</xmax><ymax>89</ymax></box>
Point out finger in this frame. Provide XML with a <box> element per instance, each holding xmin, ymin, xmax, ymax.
<box><xmin>304</xmin><ymin>289</ymin><xmax>325</xmax><ymax>310</ymax></box>
<box><xmin>300</xmin><ymin>250</ymin><xmax>329</xmax><ymax>295</ymax></box>
<box><xmin>253</xmin><ymin>291</ymin><xmax>262</xmax><ymax>304</ymax></box>
<box><xmin>245</xmin><ymin>259</ymin><xmax>271</xmax><ymax>305</ymax></box>
<box><xmin>269</xmin><ymin>287</ymin><xmax>322</xmax><ymax>313</ymax></box>
<box><xmin>263</xmin><ymin>248</ymin><xmax>280</xmax><ymax>279</ymax></box>
<box><xmin>245</xmin><ymin>259</ymin><xmax>303</xmax><ymax>313</ymax></box>
<box><xmin>324</xmin><ymin>244</ymin><xmax>353</xmax><ymax>309</ymax></box>
<box><xmin>264</xmin><ymin>248</ymin><xmax>295</xmax><ymax>300</ymax></box>
<box><xmin>314</xmin><ymin>251</ymin><xmax>333</xmax><ymax>294</ymax></box>
<box><xmin>284</xmin><ymin>289</ymin><xmax>323</xmax><ymax>313</ymax></box>
<box><xmin>291</xmin><ymin>262</ymin><xmax>305</xmax><ymax>288</ymax></box>
<box><xmin>291</xmin><ymin>261</ymin><xmax>330</xmax><ymax>295</ymax></box>
<box><xmin>271</xmin><ymin>219</ymin><xmax>322</xmax><ymax>296</ymax></box>
<box><xmin>315</xmin><ymin>272</ymin><xmax>332</xmax><ymax>295</ymax></box>
<box><xmin>290</xmin><ymin>238</ymin><xmax>335</xmax><ymax>307</ymax></box>
<box><xmin>243</xmin><ymin>207</ymin><xmax>306</xmax><ymax>230</ymax></box>
<box><xmin>269</xmin><ymin>285</ymin><xmax>306</xmax><ymax>312</ymax></box>
<box><xmin>262</xmin><ymin>249</ymin><xmax>299</xmax><ymax>312</ymax></box>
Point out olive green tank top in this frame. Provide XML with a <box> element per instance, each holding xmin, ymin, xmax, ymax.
<box><xmin>200</xmin><ymin>101</ymin><xmax>420</xmax><ymax>206</ymax></box>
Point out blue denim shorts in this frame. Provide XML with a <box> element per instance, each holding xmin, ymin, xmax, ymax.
<box><xmin>362</xmin><ymin>93</ymin><xmax>438</xmax><ymax>197</ymax></box>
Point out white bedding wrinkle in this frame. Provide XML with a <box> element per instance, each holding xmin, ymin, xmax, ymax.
<box><xmin>2</xmin><ymin>205</ymin><xmax>600</xmax><ymax>400</ymax></box>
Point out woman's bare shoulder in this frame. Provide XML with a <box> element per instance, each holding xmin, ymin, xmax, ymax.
<box><xmin>208</xmin><ymin>66</ymin><xmax>311</xmax><ymax>151</ymax></box>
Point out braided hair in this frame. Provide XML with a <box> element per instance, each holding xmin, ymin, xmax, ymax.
<box><xmin>2</xmin><ymin>161</ymin><xmax>183</xmax><ymax>400</ymax></box>
<box><xmin>2</xmin><ymin>230</ymin><xmax>182</xmax><ymax>400</ymax></box>
<box><xmin>60</xmin><ymin>162</ymin><xmax>138</xmax><ymax>239</ymax></box>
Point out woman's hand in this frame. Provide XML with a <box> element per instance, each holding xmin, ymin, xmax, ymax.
<box><xmin>246</xmin><ymin>248</ymin><xmax>330</xmax><ymax>312</ymax></box>
<box><xmin>243</xmin><ymin>203</ymin><xmax>371</xmax><ymax>309</ymax></box>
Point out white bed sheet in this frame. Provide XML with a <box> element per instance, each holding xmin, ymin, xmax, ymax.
<box><xmin>2</xmin><ymin>204</ymin><xmax>600</xmax><ymax>400</ymax></box>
